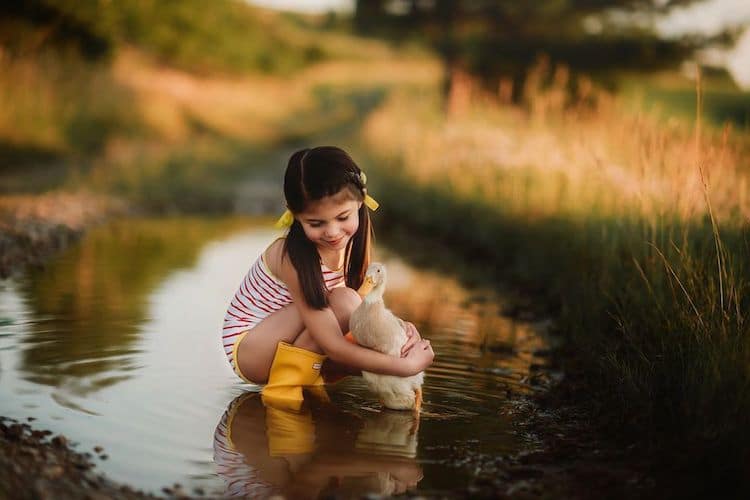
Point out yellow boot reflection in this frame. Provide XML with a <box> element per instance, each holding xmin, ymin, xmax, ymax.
<box><xmin>214</xmin><ymin>392</ymin><xmax>423</xmax><ymax>499</ymax></box>
<box><xmin>213</xmin><ymin>391</ymin><xmax>319</xmax><ymax>498</ymax></box>
<box><xmin>265</xmin><ymin>405</ymin><xmax>316</xmax><ymax>458</ymax></box>
<box><xmin>286</xmin><ymin>409</ymin><xmax>423</xmax><ymax>498</ymax></box>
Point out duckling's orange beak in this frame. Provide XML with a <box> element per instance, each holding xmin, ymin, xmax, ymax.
<box><xmin>358</xmin><ymin>275</ymin><xmax>375</xmax><ymax>297</ymax></box>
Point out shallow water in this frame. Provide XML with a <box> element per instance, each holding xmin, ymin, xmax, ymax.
<box><xmin>0</xmin><ymin>217</ymin><xmax>550</xmax><ymax>497</ymax></box>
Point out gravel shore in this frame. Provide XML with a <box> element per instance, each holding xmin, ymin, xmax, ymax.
<box><xmin>0</xmin><ymin>417</ymin><xmax>155</xmax><ymax>500</ymax></box>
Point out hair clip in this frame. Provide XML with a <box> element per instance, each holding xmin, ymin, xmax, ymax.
<box><xmin>275</xmin><ymin>209</ymin><xmax>294</xmax><ymax>228</ymax></box>
<box><xmin>364</xmin><ymin>193</ymin><xmax>379</xmax><ymax>211</ymax></box>
<box><xmin>359</xmin><ymin>171</ymin><xmax>379</xmax><ymax>211</ymax></box>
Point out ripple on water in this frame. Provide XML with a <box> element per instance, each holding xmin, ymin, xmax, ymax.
<box><xmin>1</xmin><ymin>220</ymin><xmax>554</xmax><ymax>497</ymax></box>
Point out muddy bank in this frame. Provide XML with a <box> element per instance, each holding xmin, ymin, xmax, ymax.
<box><xmin>0</xmin><ymin>192</ymin><xmax>128</xmax><ymax>278</ymax></box>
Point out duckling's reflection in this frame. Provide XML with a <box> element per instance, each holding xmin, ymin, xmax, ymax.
<box><xmin>213</xmin><ymin>390</ymin><xmax>423</xmax><ymax>498</ymax></box>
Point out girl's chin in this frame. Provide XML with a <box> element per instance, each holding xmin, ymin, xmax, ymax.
<box><xmin>323</xmin><ymin>236</ymin><xmax>347</xmax><ymax>249</ymax></box>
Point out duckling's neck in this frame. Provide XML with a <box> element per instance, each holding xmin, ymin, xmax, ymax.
<box><xmin>363</xmin><ymin>285</ymin><xmax>385</xmax><ymax>304</ymax></box>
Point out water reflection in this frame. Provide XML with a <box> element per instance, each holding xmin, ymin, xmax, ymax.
<box><xmin>1</xmin><ymin>217</ymin><xmax>551</xmax><ymax>494</ymax></box>
<box><xmin>15</xmin><ymin>217</ymin><xmax>252</xmax><ymax>394</ymax></box>
<box><xmin>214</xmin><ymin>391</ymin><xmax>422</xmax><ymax>499</ymax></box>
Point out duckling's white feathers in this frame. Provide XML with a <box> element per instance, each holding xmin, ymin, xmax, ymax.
<box><xmin>350</xmin><ymin>300</ymin><xmax>405</xmax><ymax>356</ymax></box>
<box><xmin>350</xmin><ymin>263</ymin><xmax>424</xmax><ymax>411</ymax></box>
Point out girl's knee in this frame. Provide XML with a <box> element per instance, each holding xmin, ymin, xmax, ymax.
<box><xmin>328</xmin><ymin>286</ymin><xmax>361</xmax><ymax>311</ymax></box>
<box><xmin>328</xmin><ymin>287</ymin><xmax>361</xmax><ymax>331</ymax></box>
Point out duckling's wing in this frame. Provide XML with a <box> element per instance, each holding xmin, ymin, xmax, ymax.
<box><xmin>352</xmin><ymin>304</ymin><xmax>405</xmax><ymax>356</ymax></box>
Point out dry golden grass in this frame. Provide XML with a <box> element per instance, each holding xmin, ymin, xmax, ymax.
<box><xmin>361</xmin><ymin>63</ymin><xmax>750</xmax><ymax>453</ymax></box>
<box><xmin>363</xmin><ymin>75</ymin><xmax>750</xmax><ymax>225</ymax></box>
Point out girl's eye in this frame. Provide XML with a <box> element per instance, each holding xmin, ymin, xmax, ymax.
<box><xmin>336</xmin><ymin>215</ymin><xmax>349</xmax><ymax>221</ymax></box>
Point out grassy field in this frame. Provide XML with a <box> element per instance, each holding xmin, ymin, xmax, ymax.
<box><xmin>618</xmin><ymin>71</ymin><xmax>750</xmax><ymax>130</ymax></box>
<box><xmin>0</xmin><ymin>3</ymin><xmax>437</xmax><ymax>208</ymax></box>
<box><xmin>360</xmin><ymin>72</ymin><xmax>750</xmax><ymax>462</ymax></box>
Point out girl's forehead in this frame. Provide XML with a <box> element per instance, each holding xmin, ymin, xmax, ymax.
<box><xmin>300</xmin><ymin>189</ymin><xmax>359</xmax><ymax>217</ymax></box>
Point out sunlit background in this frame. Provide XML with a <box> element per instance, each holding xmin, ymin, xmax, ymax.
<box><xmin>1</xmin><ymin>0</ymin><xmax>749</xmax><ymax>497</ymax></box>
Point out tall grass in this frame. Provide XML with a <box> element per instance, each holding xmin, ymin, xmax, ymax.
<box><xmin>361</xmin><ymin>67</ymin><xmax>750</xmax><ymax>456</ymax></box>
<box><xmin>0</xmin><ymin>51</ymin><xmax>138</xmax><ymax>157</ymax></box>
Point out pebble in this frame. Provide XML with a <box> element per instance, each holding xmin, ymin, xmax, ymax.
<box><xmin>6</xmin><ymin>424</ymin><xmax>23</xmax><ymax>440</ymax></box>
<box><xmin>43</xmin><ymin>465</ymin><xmax>64</xmax><ymax>479</ymax></box>
<box><xmin>51</xmin><ymin>435</ymin><xmax>68</xmax><ymax>448</ymax></box>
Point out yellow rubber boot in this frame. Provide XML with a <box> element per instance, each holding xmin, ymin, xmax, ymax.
<box><xmin>261</xmin><ymin>342</ymin><xmax>327</xmax><ymax>412</ymax></box>
<box><xmin>265</xmin><ymin>405</ymin><xmax>316</xmax><ymax>457</ymax></box>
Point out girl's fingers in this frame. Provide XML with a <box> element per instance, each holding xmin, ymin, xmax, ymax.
<box><xmin>404</xmin><ymin>321</ymin><xmax>415</xmax><ymax>337</ymax></box>
<box><xmin>401</xmin><ymin>335</ymin><xmax>418</xmax><ymax>356</ymax></box>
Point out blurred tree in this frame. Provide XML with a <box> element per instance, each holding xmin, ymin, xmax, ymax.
<box><xmin>354</xmin><ymin>0</ymin><xmax>729</xmax><ymax>103</ymax></box>
<box><xmin>0</xmin><ymin>0</ymin><xmax>113</xmax><ymax>60</ymax></box>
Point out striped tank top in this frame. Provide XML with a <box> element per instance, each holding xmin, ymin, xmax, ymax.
<box><xmin>222</xmin><ymin>247</ymin><xmax>345</xmax><ymax>368</ymax></box>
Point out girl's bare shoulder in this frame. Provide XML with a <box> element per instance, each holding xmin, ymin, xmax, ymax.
<box><xmin>263</xmin><ymin>237</ymin><xmax>287</xmax><ymax>277</ymax></box>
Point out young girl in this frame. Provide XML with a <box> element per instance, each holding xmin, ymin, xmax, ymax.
<box><xmin>222</xmin><ymin>146</ymin><xmax>434</xmax><ymax>401</ymax></box>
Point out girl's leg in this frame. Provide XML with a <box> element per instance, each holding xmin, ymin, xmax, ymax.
<box><xmin>235</xmin><ymin>287</ymin><xmax>361</xmax><ymax>383</ymax></box>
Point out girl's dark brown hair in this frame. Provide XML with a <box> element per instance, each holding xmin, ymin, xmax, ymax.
<box><xmin>282</xmin><ymin>146</ymin><xmax>373</xmax><ymax>309</ymax></box>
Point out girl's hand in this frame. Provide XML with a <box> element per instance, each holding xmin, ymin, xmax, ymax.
<box><xmin>402</xmin><ymin>339</ymin><xmax>434</xmax><ymax>375</ymax></box>
<box><xmin>400</xmin><ymin>322</ymin><xmax>422</xmax><ymax>357</ymax></box>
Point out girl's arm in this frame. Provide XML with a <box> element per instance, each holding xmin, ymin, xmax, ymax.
<box><xmin>278</xmin><ymin>257</ymin><xmax>433</xmax><ymax>377</ymax></box>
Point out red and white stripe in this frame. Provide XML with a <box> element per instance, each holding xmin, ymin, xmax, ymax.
<box><xmin>213</xmin><ymin>398</ymin><xmax>276</xmax><ymax>497</ymax></box>
<box><xmin>222</xmin><ymin>255</ymin><xmax>344</xmax><ymax>368</ymax></box>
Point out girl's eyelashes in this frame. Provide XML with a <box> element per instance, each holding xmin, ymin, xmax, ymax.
<box><xmin>307</xmin><ymin>213</ymin><xmax>350</xmax><ymax>227</ymax></box>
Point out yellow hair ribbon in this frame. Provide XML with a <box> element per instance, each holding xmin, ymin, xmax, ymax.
<box><xmin>360</xmin><ymin>171</ymin><xmax>379</xmax><ymax>211</ymax></box>
<box><xmin>364</xmin><ymin>194</ymin><xmax>379</xmax><ymax>211</ymax></box>
<box><xmin>275</xmin><ymin>209</ymin><xmax>294</xmax><ymax>229</ymax></box>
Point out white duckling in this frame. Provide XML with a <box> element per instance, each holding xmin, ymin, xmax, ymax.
<box><xmin>350</xmin><ymin>263</ymin><xmax>424</xmax><ymax>411</ymax></box>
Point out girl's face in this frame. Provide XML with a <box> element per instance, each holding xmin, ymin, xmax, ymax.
<box><xmin>297</xmin><ymin>188</ymin><xmax>362</xmax><ymax>253</ymax></box>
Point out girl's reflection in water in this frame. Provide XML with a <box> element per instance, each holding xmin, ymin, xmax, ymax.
<box><xmin>213</xmin><ymin>390</ymin><xmax>423</xmax><ymax>498</ymax></box>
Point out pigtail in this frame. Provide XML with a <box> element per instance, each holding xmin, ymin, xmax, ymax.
<box><xmin>345</xmin><ymin>202</ymin><xmax>372</xmax><ymax>290</ymax></box>
<box><xmin>285</xmin><ymin>221</ymin><xmax>329</xmax><ymax>309</ymax></box>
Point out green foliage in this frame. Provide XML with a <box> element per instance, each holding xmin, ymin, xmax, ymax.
<box><xmin>638</xmin><ymin>86</ymin><xmax>750</xmax><ymax>129</ymax></box>
<box><xmin>0</xmin><ymin>0</ymin><xmax>330</xmax><ymax>74</ymax></box>
<box><xmin>0</xmin><ymin>52</ymin><xmax>140</xmax><ymax>161</ymax></box>
<box><xmin>0</xmin><ymin>1</ymin><xmax>114</xmax><ymax>60</ymax></box>
<box><xmin>354</xmin><ymin>0</ymin><xmax>715</xmax><ymax>97</ymax></box>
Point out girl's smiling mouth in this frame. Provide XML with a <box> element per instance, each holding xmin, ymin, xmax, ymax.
<box><xmin>325</xmin><ymin>236</ymin><xmax>345</xmax><ymax>247</ymax></box>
